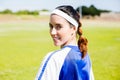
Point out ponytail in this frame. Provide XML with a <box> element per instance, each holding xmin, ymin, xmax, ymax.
<box><xmin>77</xmin><ymin>23</ymin><xmax>88</xmax><ymax>58</ymax></box>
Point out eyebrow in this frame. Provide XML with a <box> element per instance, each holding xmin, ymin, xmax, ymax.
<box><xmin>49</xmin><ymin>23</ymin><xmax>61</xmax><ymax>26</ymax></box>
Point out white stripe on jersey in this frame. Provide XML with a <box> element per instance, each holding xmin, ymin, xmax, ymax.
<box><xmin>90</xmin><ymin>67</ymin><xmax>94</xmax><ymax>80</ymax></box>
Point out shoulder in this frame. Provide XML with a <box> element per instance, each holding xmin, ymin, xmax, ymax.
<box><xmin>42</xmin><ymin>47</ymin><xmax>71</xmax><ymax>64</ymax></box>
<box><xmin>48</xmin><ymin>47</ymin><xmax>72</xmax><ymax>62</ymax></box>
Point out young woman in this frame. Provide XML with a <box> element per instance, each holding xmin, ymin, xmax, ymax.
<box><xmin>35</xmin><ymin>5</ymin><xmax>94</xmax><ymax>80</ymax></box>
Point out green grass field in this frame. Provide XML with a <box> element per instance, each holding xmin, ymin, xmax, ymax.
<box><xmin>0</xmin><ymin>16</ymin><xmax>120</xmax><ymax>80</ymax></box>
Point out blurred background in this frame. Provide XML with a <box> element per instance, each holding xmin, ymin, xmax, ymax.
<box><xmin>0</xmin><ymin>0</ymin><xmax>120</xmax><ymax>80</ymax></box>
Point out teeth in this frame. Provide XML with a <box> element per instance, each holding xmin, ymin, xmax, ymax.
<box><xmin>53</xmin><ymin>37</ymin><xmax>60</xmax><ymax>40</ymax></box>
<box><xmin>54</xmin><ymin>37</ymin><xmax>58</xmax><ymax>40</ymax></box>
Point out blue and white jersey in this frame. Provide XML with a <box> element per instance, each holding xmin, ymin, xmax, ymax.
<box><xmin>35</xmin><ymin>45</ymin><xmax>94</xmax><ymax>80</ymax></box>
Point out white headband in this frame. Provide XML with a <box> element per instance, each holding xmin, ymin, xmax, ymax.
<box><xmin>51</xmin><ymin>9</ymin><xmax>78</xmax><ymax>28</ymax></box>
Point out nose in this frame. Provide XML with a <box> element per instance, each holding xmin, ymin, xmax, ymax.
<box><xmin>51</xmin><ymin>28</ymin><xmax>57</xmax><ymax>35</ymax></box>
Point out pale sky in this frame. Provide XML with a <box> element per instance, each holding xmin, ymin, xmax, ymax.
<box><xmin>0</xmin><ymin>0</ymin><xmax>120</xmax><ymax>12</ymax></box>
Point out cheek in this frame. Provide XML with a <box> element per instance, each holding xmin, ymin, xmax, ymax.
<box><xmin>60</xmin><ymin>29</ymin><xmax>72</xmax><ymax>40</ymax></box>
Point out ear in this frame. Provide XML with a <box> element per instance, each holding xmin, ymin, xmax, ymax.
<box><xmin>71</xmin><ymin>26</ymin><xmax>77</xmax><ymax>36</ymax></box>
<box><xmin>72</xmin><ymin>26</ymin><xmax>77</xmax><ymax>32</ymax></box>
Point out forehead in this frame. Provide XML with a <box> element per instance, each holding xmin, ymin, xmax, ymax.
<box><xmin>49</xmin><ymin>14</ymin><xmax>69</xmax><ymax>24</ymax></box>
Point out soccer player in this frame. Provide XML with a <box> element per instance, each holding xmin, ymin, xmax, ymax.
<box><xmin>35</xmin><ymin>5</ymin><xmax>94</xmax><ymax>80</ymax></box>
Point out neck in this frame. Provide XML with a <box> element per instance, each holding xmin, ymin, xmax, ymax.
<box><xmin>61</xmin><ymin>37</ymin><xmax>77</xmax><ymax>48</ymax></box>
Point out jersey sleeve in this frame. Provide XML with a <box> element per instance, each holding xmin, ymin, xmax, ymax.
<box><xmin>35</xmin><ymin>51</ymin><xmax>58</xmax><ymax>80</ymax></box>
<box><xmin>35</xmin><ymin>47</ymin><xmax>71</xmax><ymax>80</ymax></box>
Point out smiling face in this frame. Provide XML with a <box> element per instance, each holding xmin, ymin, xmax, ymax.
<box><xmin>49</xmin><ymin>14</ymin><xmax>76</xmax><ymax>47</ymax></box>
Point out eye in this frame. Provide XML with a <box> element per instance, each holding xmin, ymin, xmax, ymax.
<box><xmin>55</xmin><ymin>24</ymin><xmax>62</xmax><ymax>30</ymax></box>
